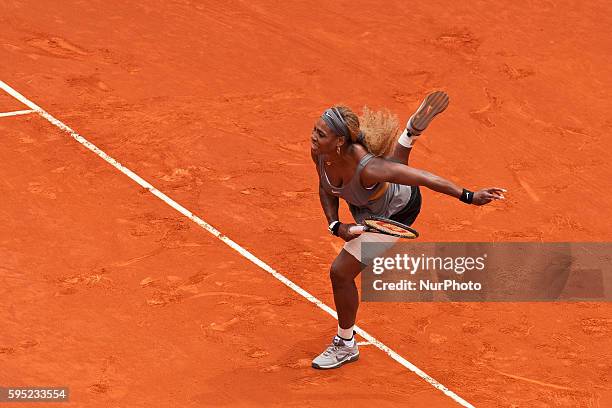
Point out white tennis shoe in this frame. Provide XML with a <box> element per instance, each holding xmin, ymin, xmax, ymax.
<box><xmin>311</xmin><ymin>335</ymin><xmax>359</xmax><ymax>370</ymax></box>
<box><xmin>399</xmin><ymin>91</ymin><xmax>450</xmax><ymax>147</ymax></box>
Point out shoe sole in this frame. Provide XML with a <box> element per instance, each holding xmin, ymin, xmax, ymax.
<box><xmin>408</xmin><ymin>91</ymin><xmax>450</xmax><ymax>133</ymax></box>
<box><xmin>311</xmin><ymin>352</ymin><xmax>359</xmax><ymax>370</ymax></box>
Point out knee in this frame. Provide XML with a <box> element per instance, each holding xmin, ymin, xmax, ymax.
<box><xmin>329</xmin><ymin>262</ymin><xmax>353</xmax><ymax>287</ymax></box>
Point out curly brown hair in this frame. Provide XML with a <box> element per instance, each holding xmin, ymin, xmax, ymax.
<box><xmin>333</xmin><ymin>105</ymin><xmax>400</xmax><ymax>157</ymax></box>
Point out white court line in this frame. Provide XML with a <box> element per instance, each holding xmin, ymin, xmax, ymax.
<box><xmin>0</xmin><ymin>80</ymin><xmax>474</xmax><ymax>408</ymax></box>
<box><xmin>0</xmin><ymin>109</ymin><xmax>35</xmax><ymax>118</ymax></box>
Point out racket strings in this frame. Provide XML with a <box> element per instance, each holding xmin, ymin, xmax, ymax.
<box><xmin>364</xmin><ymin>219</ymin><xmax>417</xmax><ymax>238</ymax></box>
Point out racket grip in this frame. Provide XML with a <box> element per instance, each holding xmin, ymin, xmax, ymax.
<box><xmin>348</xmin><ymin>225</ymin><xmax>366</xmax><ymax>234</ymax></box>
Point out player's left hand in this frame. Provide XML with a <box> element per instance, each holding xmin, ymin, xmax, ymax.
<box><xmin>472</xmin><ymin>188</ymin><xmax>506</xmax><ymax>205</ymax></box>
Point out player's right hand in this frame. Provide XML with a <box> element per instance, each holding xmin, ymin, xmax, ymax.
<box><xmin>338</xmin><ymin>223</ymin><xmax>361</xmax><ymax>242</ymax></box>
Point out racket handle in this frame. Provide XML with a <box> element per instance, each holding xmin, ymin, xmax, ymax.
<box><xmin>348</xmin><ymin>225</ymin><xmax>366</xmax><ymax>234</ymax></box>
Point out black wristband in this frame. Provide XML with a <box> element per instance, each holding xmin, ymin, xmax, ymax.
<box><xmin>331</xmin><ymin>221</ymin><xmax>341</xmax><ymax>236</ymax></box>
<box><xmin>460</xmin><ymin>189</ymin><xmax>474</xmax><ymax>204</ymax></box>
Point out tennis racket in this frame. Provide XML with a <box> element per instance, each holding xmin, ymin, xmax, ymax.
<box><xmin>348</xmin><ymin>216</ymin><xmax>419</xmax><ymax>239</ymax></box>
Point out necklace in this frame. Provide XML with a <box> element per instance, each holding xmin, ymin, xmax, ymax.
<box><xmin>325</xmin><ymin>149</ymin><xmax>343</xmax><ymax>166</ymax></box>
<box><xmin>325</xmin><ymin>155</ymin><xmax>340</xmax><ymax>166</ymax></box>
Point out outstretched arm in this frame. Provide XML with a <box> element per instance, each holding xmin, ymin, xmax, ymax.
<box><xmin>361</xmin><ymin>158</ymin><xmax>505</xmax><ymax>205</ymax></box>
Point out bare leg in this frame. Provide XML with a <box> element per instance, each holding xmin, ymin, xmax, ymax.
<box><xmin>312</xmin><ymin>251</ymin><xmax>362</xmax><ymax>369</ymax></box>
<box><xmin>329</xmin><ymin>249</ymin><xmax>364</xmax><ymax>329</ymax></box>
<box><xmin>389</xmin><ymin>143</ymin><xmax>412</xmax><ymax>165</ymax></box>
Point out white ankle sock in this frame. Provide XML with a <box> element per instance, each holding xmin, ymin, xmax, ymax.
<box><xmin>338</xmin><ymin>325</ymin><xmax>354</xmax><ymax>342</ymax></box>
<box><xmin>398</xmin><ymin>128</ymin><xmax>413</xmax><ymax>147</ymax></box>
<box><xmin>398</xmin><ymin>127</ymin><xmax>419</xmax><ymax>148</ymax></box>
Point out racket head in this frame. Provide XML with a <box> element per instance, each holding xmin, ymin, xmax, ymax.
<box><xmin>363</xmin><ymin>216</ymin><xmax>419</xmax><ymax>239</ymax></box>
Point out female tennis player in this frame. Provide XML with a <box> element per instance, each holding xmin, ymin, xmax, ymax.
<box><xmin>310</xmin><ymin>92</ymin><xmax>506</xmax><ymax>369</ymax></box>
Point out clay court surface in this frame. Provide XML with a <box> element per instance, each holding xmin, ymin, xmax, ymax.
<box><xmin>1</xmin><ymin>1</ymin><xmax>611</xmax><ymax>406</ymax></box>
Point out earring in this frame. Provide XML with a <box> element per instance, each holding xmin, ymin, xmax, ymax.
<box><xmin>336</xmin><ymin>145</ymin><xmax>341</xmax><ymax>155</ymax></box>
